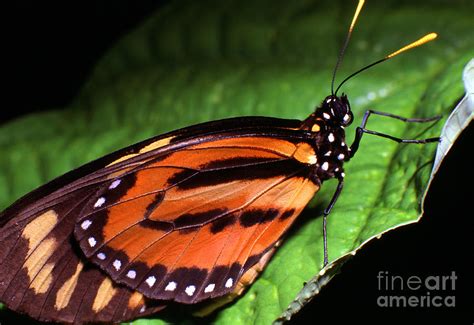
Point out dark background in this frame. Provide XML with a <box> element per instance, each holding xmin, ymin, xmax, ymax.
<box><xmin>3</xmin><ymin>1</ymin><xmax>472</xmax><ymax>324</ymax></box>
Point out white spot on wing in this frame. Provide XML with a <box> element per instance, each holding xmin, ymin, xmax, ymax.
<box><xmin>225</xmin><ymin>278</ymin><xmax>233</xmax><ymax>288</ymax></box>
<box><xmin>113</xmin><ymin>259</ymin><xmax>122</xmax><ymax>271</ymax></box>
<box><xmin>343</xmin><ymin>114</ymin><xmax>350</xmax><ymax>122</ymax></box>
<box><xmin>88</xmin><ymin>237</ymin><xmax>97</xmax><ymax>247</ymax></box>
<box><xmin>146</xmin><ymin>276</ymin><xmax>156</xmax><ymax>287</ymax></box>
<box><xmin>338</xmin><ymin>153</ymin><xmax>345</xmax><ymax>160</ymax></box>
<box><xmin>165</xmin><ymin>281</ymin><xmax>177</xmax><ymax>291</ymax></box>
<box><xmin>323</xmin><ymin>113</ymin><xmax>331</xmax><ymax>119</ymax></box>
<box><xmin>109</xmin><ymin>179</ymin><xmax>121</xmax><ymax>189</ymax></box>
<box><xmin>94</xmin><ymin>197</ymin><xmax>106</xmax><ymax>208</ymax></box>
<box><xmin>185</xmin><ymin>285</ymin><xmax>196</xmax><ymax>296</ymax></box>
<box><xmin>321</xmin><ymin>162</ymin><xmax>329</xmax><ymax>171</ymax></box>
<box><xmin>324</xmin><ymin>151</ymin><xmax>332</xmax><ymax>156</ymax></box>
<box><xmin>81</xmin><ymin>220</ymin><xmax>92</xmax><ymax>230</ymax></box>
<box><xmin>126</xmin><ymin>270</ymin><xmax>136</xmax><ymax>279</ymax></box>
<box><xmin>204</xmin><ymin>283</ymin><xmax>215</xmax><ymax>293</ymax></box>
<box><xmin>97</xmin><ymin>252</ymin><xmax>106</xmax><ymax>260</ymax></box>
<box><xmin>328</xmin><ymin>133</ymin><xmax>335</xmax><ymax>143</ymax></box>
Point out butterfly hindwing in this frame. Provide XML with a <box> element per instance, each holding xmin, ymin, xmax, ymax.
<box><xmin>0</xmin><ymin>187</ymin><xmax>164</xmax><ymax>323</ymax></box>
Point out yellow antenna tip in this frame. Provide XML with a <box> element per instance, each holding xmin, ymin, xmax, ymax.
<box><xmin>387</xmin><ymin>32</ymin><xmax>438</xmax><ymax>59</ymax></box>
<box><xmin>348</xmin><ymin>0</ymin><xmax>365</xmax><ymax>32</ymax></box>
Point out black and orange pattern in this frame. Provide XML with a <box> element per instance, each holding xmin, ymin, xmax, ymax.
<box><xmin>0</xmin><ymin>68</ymin><xmax>439</xmax><ymax>324</ymax></box>
<box><xmin>0</xmin><ymin>111</ymin><xmax>344</xmax><ymax>322</ymax></box>
<box><xmin>1</xmin><ymin>0</ymin><xmax>439</xmax><ymax>321</ymax></box>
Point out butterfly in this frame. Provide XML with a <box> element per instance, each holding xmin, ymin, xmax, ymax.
<box><xmin>0</xmin><ymin>0</ymin><xmax>440</xmax><ymax>323</ymax></box>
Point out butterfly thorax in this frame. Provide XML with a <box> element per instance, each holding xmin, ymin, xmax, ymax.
<box><xmin>301</xmin><ymin>94</ymin><xmax>353</xmax><ymax>183</ymax></box>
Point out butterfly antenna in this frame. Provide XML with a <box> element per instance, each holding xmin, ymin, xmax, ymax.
<box><xmin>331</xmin><ymin>0</ymin><xmax>366</xmax><ymax>96</ymax></box>
<box><xmin>334</xmin><ymin>32</ymin><xmax>438</xmax><ymax>95</ymax></box>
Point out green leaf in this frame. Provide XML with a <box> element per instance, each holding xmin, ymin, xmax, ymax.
<box><xmin>1</xmin><ymin>0</ymin><xmax>473</xmax><ymax>324</ymax></box>
<box><xmin>277</xmin><ymin>58</ymin><xmax>474</xmax><ymax>323</ymax></box>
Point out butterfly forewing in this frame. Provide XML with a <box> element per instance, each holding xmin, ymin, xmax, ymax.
<box><xmin>74</xmin><ymin>132</ymin><xmax>320</xmax><ymax>303</ymax></box>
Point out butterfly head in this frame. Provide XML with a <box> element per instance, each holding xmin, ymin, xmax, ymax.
<box><xmin>317</xmin><ymin>94</ymin><xmax>353</xmax><ymax>127</ymax></box>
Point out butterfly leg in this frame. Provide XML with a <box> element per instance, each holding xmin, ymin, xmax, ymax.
<box><xmin>322</xmin><ymin>178</ymin><xmax>344</xmax><ymax>266</ymax></box>
<box><xmin>349</xmin><ymin>110</ymin><xmax>441</xmax><ymax>157</ymax></box>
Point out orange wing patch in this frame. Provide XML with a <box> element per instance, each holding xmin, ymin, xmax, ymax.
<box><xmin>74</xmin><ymin>137</ymin><xmax>319</xmax><ymax>304</ymax></box>
<box><xmin>1</xmin><ymin>117</ymin><xmax>318</xmax><ymax>323</ymax></box>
